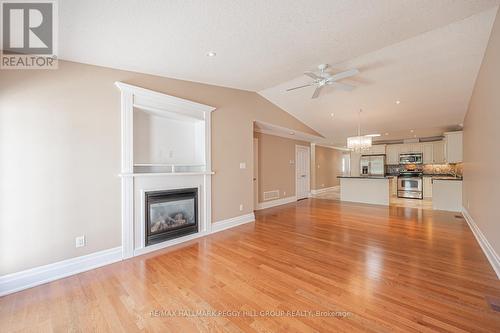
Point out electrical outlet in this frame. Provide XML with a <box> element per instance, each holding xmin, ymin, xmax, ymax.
<box><xmin>75</xmin><ymin>236</ymin><xmax>85</xmax><ymax>248</ymax></box>
<box><xmin>239</xmin><ymin>204</ymin><xmax>243</xmax><ymax>211</ymax></box>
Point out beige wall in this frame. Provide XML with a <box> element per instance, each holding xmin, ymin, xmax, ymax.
<box><xmin>0</xmin><ymin>61</ymin><xmax>318</xmax><ymax>275</ymax></box>
<box><xmin>314</xmin><ymin>146</ymin><xmax>344</xmax><ymax>190</ymax></box>
<box><xmin>463</xmin><ymin>8</ymin><xmax>500</xmax><ymax>256</ymax></box>
<box><xmin>253</xmin><ymin>132</ymin><xmax>308</xmax><ymax>202</ymax></box>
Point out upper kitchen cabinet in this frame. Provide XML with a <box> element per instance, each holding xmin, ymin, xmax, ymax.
<box><xmin>444</xmin><ymin>131</ymin><xmax>463</xmax><ymax>163</ymax></box>
<box><xmin>432</xmin><ymin>141</ymin><xmax>446</xmax><ymax>164</ymax></box>
<box><xmin>422</xmin><ymin>143</ymin><xmax>433</xmax><ymax>164</ymax></box>
<box><xmin>364</xmin><ymin>144</ymin><xmax>386</xmax><ymax>155</ymax></box>
<box><xmin>386</xmin><ymin>144</ymin><xmax>400</xmax><ymax>165</ymax></box>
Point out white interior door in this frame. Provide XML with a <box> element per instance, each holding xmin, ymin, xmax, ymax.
<box><xmin>253</xmin><ymin>138</ymin><xmax>259</xmax><ymax>210</ymax></box>
<box><xmin>296</xmin><ymin>145</ymin><xmax>310</xmax><ymax>200</ymax></box>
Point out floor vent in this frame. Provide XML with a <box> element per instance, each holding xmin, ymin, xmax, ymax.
<box><xmin>263</xmin><ymin>190</ymin><xmax>279</xmax><ymax>201</ymax></box>
<box><xmin>486</xmin><ymin>296</ymin><xmax>500</xmax><ymax>312</ymax></box>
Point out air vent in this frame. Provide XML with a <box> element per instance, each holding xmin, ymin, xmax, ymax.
<box><xmin>263</xmin><ymin>190</ymin><xmax>280</xmax><ymax>201</ymax></box>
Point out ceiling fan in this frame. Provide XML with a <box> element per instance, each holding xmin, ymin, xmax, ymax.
<box><xmin>286</xmin><ymin>64</ymin><xmax>359</xmax><ymax>99</ymax></box>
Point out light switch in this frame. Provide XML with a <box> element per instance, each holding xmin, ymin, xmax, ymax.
<box><xmin>239</xmin><ymin>162</ymin><xmax>246</xmax><ymax>169</ymax></box>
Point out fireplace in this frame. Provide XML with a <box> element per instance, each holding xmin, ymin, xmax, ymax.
<box><xmin>145</xmin><ymin>188</ymin><xmax>198</xmax><ymax>246</ymax></box>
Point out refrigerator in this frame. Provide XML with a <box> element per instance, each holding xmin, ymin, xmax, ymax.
<box><xmin>359</xmin><ymin>155</ymin><xmax>385</xmax><ymax>176</ymax></box>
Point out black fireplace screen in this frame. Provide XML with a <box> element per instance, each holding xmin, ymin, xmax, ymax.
<box><xmin>145</xmin><ymin>188</ymin><xmax>198</xmax><ymax>246</ymax></box>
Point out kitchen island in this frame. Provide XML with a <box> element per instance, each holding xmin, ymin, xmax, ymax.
<box><xmin>338</xmin><ymin>176</ymin><xmax>393</xmax><ymax>206</ymax></box>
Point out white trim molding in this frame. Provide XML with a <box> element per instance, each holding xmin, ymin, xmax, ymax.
<box><xmin>311</xmin><ymin>186</ymin><xmax>339</xmax><ymax>195</ymax></box>
<box><xmin>256</xmin><ymin>196</ymin><xmax>297</xmax><ymax>210</ymax></box>
<box><xmin>0</xmin><ymin>247</ymin><xmax>122</xmax><ymax>297</ymax></box>
<box><xmin>462</xmin><ymin>208</ymin><xmax>500</xmax><ymax>279</ymax></box>
<box><xmin>115</xmin><ymin>82</ymin><xmax>215</xmax><ymax>259</ymax></box>
<box><xmin>212</xmin><ymin>213</ymin><xmax>255</xmax><ymax>233</ymax></box>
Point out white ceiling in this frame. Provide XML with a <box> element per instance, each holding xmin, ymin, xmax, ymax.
<box><xmin>59</xmin><ymin>0</ymin><xmax>499</xmax><ymax>144</ymax></box>
<box><xmin>260</xmin><ymin>8</ymin><xmax>498</xmax><ymax>145</ymax></box>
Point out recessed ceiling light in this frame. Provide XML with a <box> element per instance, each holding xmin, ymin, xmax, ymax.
<box><xmin>206</xmin><ymin>51</ymin><xmax>216</xmax><ymax>57</ymax></box>
<box><xmin>414</xmin><ymin>135</ymin><xmax>417</xmax><ymax>138</ymax></box>
<box><xmin>365</xmin><ymin>134</ymin><xmax>381</xmax><ymax>137</ymax></box>
<box><xmin>395</xmin><ymin>100</ymin><xmax>401</xmax><ymax>104</ymax></box>
<box><xmin>410</xmin><ymin>129</ymin><xmax>414</xmax><ymax>133</ymax></box>
<box><xmin>330</xmin><ymin>113</ymin><xmax>334</xmax><ymax>117</ymax></box>
<box><xmin>289</xmin><ymin>131</ymin><xmax>295</xmax><ymax>135</ymax></box>
<box><xmin>385</xmin><ymin>132</ymin><xmax>389</xmax><ymax>136</ymax></box>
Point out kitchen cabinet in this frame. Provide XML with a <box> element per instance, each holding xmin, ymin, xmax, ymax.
<box><xmin>432</xmin><ymin>179</ymin><xmax>462</xmax><ymax>212</ymax></box>
<box><xmin>389</xmin><ymin>177</ymin><xmax>397</xmax><ymax>196</ymax></box>
<box><xmin>386</xmin><ymin>144</ymin><xmax>400</xmax><ymax>165</ymax></box>
<box><xmin>432</xmin><ymin>141</ymin><xmax>446</xmax><ymax>164</ymax></box>
<box><xmin>423</xmin><ymin>177</ymin><xmax>432</xmax><ymax>198</ymax></box>
<box><xmin>399</xmin><ymin>144</ymin><xmax>412</xmax><ymax>154</ymax></box>
<box><xmin>422</xmin><ymin>143</ymin><xmax>433</xmax><ymax>164</ymax></box>
<box><xmin>444</xmin><ymin>131</ymin><xmax>463</xmax><ymax>163</ymax></box>
<box><xmin>364</xmin><ymin>144</ymin><xmax>386</xmax><ymax>155</ymax></box>
<box><xmin>410</xmin><ymin>143</ymin><xmax>422</xmax><ymax>153</ymax></box>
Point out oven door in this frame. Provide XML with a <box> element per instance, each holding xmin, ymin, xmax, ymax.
<box><xmin>397</xmin><ymin>177</ymin><xmax>422</xmax><ymax>192</ymax></box>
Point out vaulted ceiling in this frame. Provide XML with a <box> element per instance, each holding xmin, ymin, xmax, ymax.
<box><xmin>59</xmin><ymin>0</ymin><xmax>500</xmax><ymax>144</ymax></box>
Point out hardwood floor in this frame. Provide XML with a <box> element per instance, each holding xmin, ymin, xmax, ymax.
<box><xmin>1</xmin><ymin>199</ymin><xmax>500</xmax><ymax>332</ymax></box>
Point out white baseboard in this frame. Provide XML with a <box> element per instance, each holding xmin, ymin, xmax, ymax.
<box><xmin>256</xmin><ymin>196</ymin><xmax>297</xmax><ymax>210</ymax></box>
<box><xmin>0</xmin><ymin>246</ymin><xmax>122</xmax><ymax>297</ymax></box>
<box><xmin>0</xmin><ymin>212</ymin><xmax>259</xmax><ymax>297</ymax></box>
<box><xmin>311</xmin><ymin>186</ymin><xmax>339</xmax><ymax>195</ymax></box>
<box><xmin>462</xmin><ymin>207</ymin><xmax>500</xmax><ymax>279</ymax></box>
<box><xmin>212</xmin><ymin>213</ymin><xmax>255</xmax><ymax>233</ymax></box>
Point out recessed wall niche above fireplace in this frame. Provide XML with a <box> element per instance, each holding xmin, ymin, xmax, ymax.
<box><xmin>116</xmin><ymin>82</ymin><xmax>215</xmax><ymax>258</ymax></box>
<box><xmin>145</xmin><ymin>188</ymin><xmax>198</xmax><ymax>246</ymax></box>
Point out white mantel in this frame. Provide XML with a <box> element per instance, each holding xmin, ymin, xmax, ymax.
<box><xmin>115</xmin><ymin>82</ymin><xmax>215</xmax><ymax>258</ymax></box>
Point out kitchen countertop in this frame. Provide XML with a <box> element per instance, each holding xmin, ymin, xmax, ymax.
<box><xmin>337</xmin><ymin>176</ymin><xmax>394</xmax><ymax>179</ymax></box>
<box><xmin>432</xmin><ymin>177</ymin><xmax>463</xmax><ymax>181</ymax></box>
<box><xmin>386</xmin><ymin>173</ymin><xmax>462</xmax><ymax>180</ymax></box>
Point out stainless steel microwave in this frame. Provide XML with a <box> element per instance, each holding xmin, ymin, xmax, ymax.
<box><xmin>399</xmin><ymin>153</ymin><xmax>423</xmax><ymax>164</ymax></box>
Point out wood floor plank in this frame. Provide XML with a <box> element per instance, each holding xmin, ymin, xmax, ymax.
<box><xmin>1</xmin><ymin>198</ymin><xmax>499</xmax><ymax>332</ymax></box>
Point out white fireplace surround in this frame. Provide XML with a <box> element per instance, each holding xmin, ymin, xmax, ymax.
<box><xmin>115</xmin><ymin>82</ymin><xmax>216</xmax><ymax>258</ymax></box>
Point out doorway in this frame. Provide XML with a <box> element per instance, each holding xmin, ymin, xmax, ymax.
<box><xmin>295</xmin><ymin>145</ymin><xmax>311</xmax><ymax>200</ymax></box>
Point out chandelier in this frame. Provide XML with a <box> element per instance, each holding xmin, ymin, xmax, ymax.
<box><xmin>347</xmin><ymin>109</ymin><xmax>372</xmax><ymax>152</ymax></box>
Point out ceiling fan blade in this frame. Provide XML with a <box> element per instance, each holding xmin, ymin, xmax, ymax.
<box><xmin>329</xmin><ymin>68</ymin><xmax>359</xmax><ymax>81</ymax></box>
<box><xmin>286</xmin><ymin>83</ymin><xmax>312</xmax><ymax>91</ymax></box>
<box><xmin>329</xmin><ymin>81</ymin><xmax>355</xmax><ymax>91</ymax></box>
<box><xmin>311</xmin><ymin>86</ymin><xmax>323</xmax><ymax>99</ymax></box>
<box><xmin>304</xmin><ymin>71</ymin><xmax>321</xmax><ymax>80</ymax></box>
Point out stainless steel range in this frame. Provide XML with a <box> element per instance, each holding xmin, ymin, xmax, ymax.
<box><xmin>397</xmin><ymin>171</ymin><xmax>423</xmax><ymax>199</ymax></box>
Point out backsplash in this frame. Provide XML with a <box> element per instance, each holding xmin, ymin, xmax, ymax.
<box><xmin>386</xmin><ymin>163</ymin><xmax>463</xmax><ymax>176</ymax></box>
<box><xmin>423</xmin><ymin>163</ymin><xmax>462</xmax><ymax>176</ymax></box>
